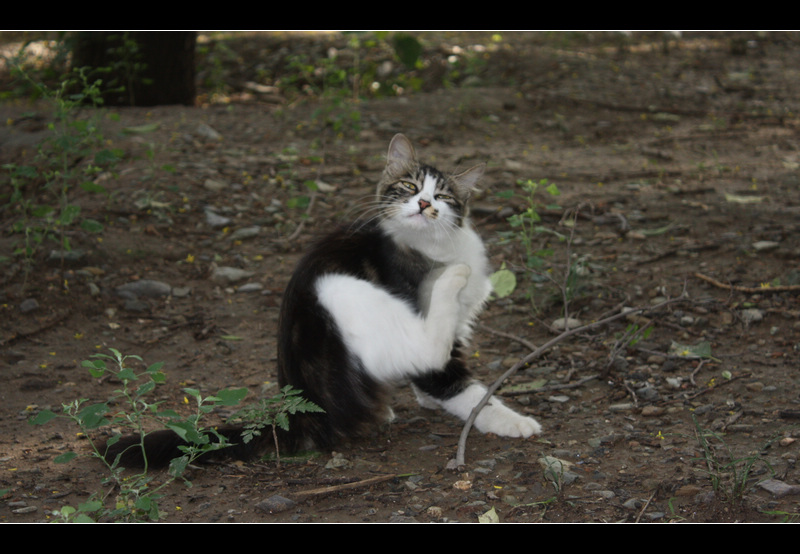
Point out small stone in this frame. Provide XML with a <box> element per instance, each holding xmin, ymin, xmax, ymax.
<box><xmin>115</xmin><ymin>279</ymin><xmax>172</xmax><ymax>298</ymax></box>
<box><xmin>47</xmin><ymin>249</ymin><xmax>87</xmax><ymax>264</ymax></box>
<box><xmin>325</xmin><ymin>452</ymin><xmax>351</xmax><ymax>469</ymax></box>
<box><xmin>740</xmin><ymin>308</ymin><xmax>764</xmax><ymax>324</ymax></box>
<box><xmin>171</xmin><ymin>286</ymin><xmax>192</xmax><ymax>298</ymax></box>
<box><xmin>758</xmin><ymin>478</ymin><xmax>800</xmax><ymax>497</ymax></box>
<box><xmin>211</xmin><ymin>266</ymin><xmax>255</xmax><ymax>284</ymax></box>
<box><xmin>237</xmin><ymin>283</ymin><xmax>263</xmax><ymax>293</ymax></box>
<box><xmin>551</xmin><ymin>317</ymin><xmax>582</xmax><ymax>331</ymax></box>
<box><xmin>195</xmin><ymin>123</ymin><xmax>222</xmax><ymax>141</ymax></box>
<box><xmin>609</xmin><ymin>403</ymin><xmax>635</xmax><ymax>412</ymax></box>
<box><xmin>547</xmin><ymin>395</ymin><xmax>570</xmax><ymax>403</ymax></box>
<box><xmin>641</xmin><ymin>405</ymin><xmax>664</xmax><ymax>417</ymax></box>
<box><xmin>204</xmin><ymin>178</ymin><xmax>228</xmax><ymax>192</ymax></box>
<box><xmin>427</xmin><ymin>506</ymin><xmax>444</xmax><ymax>519</ymax></box>
<box><xmin>204</xmin><ymin>209</ymin><xmax>231</xmax><ymax>228</ymax></box>
<box><xmin>752</xmin><ymin>240</ymin><xmax>779</xmax><ymax>251</ymax></box>
<box><xmin>255</xmin><ymin>495</ymin><xmax>296</xmax><ymax>514</ymax></box>
<box><xmin>228</xmin><ymin>226</ymin><xmax>261</xmax><ymax>241</ymax></box>
<box><xmin>19</xmin><ymin>298</ymin><xmax>39</xmax><ymax>313</ymax></box>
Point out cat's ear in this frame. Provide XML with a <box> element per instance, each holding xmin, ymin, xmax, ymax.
<box><xmin>452</xmin><ymin>163</ymin><xmax>485</xmax><ymax>195</ymax></box>
<box><xmin>387</xmin><ymin>134</ymin><xmax>416</xmax><ymax>166</ymax></box>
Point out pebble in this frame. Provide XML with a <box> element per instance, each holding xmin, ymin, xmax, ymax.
<box><xmin>325</xmin><ymin>452</ymin><xmax>351</xmax><ymax>469</ymax></box>
<box><xmin>20</xmin><ymin>298</ymin><xmax>39</xmax><ymax>313</ymax></box>
<box><xmin>758</xmin><ymin>478</ymin><xmax>800</xmax><ymax>497</ymax></box>
<box><xmin>228</xmin><ymin>226</ymin><xmax>261</xmax><ymax>241</ymax></box>
<box><xmin>237</xmin><ymin>283</ymin><xmax>263</xmax><ymax>293</ymax></box>
<box><xmin>204</xmin><ymin>209</ymin><xmax>231</xmax><ymax>228</ymax></box>
<box><xmin>172</xmin><ymin>286</ymin><xmax>192</xmax><ymax>298</ymax></box>
<box><xmin>210</xmin><ymin>266</ymin><xmax>255</xmax><ymax>284</ymax></box>
<box><xmin>47</xmin><ymin>249</ymin><xmax>86</xmax><ymax>264</ymax></box>
<box><xmin>641</xmin><ymin>406</ymin><xmax>665</xmax><ymax>417</ymax></box>
<box><xmin>204</xmin><ymin>178</ymin><xmax>228</xmax><ymax>192</ymax></box>
<box><xmin>740</xmin><ymin>308</ymin><xmax>764</xmax><ymax>324</ymax></box>
<box><xmin>547</xmin><ymin>395</ymin><xmax>570</xmax><ymax>403</ymax></box>
<box><xmin>752</xmin><ymin>240</ymin><xmax>779</xmax><ymax>251</ymax></box>
<box><xmin>609</xmin><ymin>403</ymin><xmax>635</xmax><ymax>412</ymax></box>
<box><xmin>115</xmin><ymin>279</ymin><xmax>172</xmax><ymax>298</ymax></box>
<box><xmin>255</xmin><ymin>495</ymin><xmax>295</xmax><ymax>514</ymax></box>
<box><xmin>195</xmin><ymin>123</ymin><xmax>222</xmax><ymax>141</ymax></box>
<box><xmin>551</xmin><ymin>317</ymin><xmax>582</xmax><ymax>331</ymax></box>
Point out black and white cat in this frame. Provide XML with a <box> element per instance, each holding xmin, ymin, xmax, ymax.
<box><xmin>103</xmin><ymin>134</ymin><xmax>540</xmax><ymax>467</ymax></box>
<box><xmin>277</xmin><ymin>133</ymin><xmax>541</xmax><ymax>453</ymax></box>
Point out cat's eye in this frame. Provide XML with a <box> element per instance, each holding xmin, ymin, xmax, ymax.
<box><xmin>435</xmin><ymin>194</ymin><xmax>453</xmax><ymax>202</ymax></box>
<box><xmin>397</xmin><ymin>181</ymin><xmax>418</xmax><ymax>193</ymax></box>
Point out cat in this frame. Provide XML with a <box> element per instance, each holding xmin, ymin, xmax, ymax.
<box><xmin>102</xmin><ymin>134</ymin><xmax>541</xmax><ymax>467</ymax></box>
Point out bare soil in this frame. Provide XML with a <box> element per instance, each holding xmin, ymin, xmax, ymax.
<box><xmin>2</xmin><ymin>32</ymin><xmax>800</xmax><ymax>523</ymax></box>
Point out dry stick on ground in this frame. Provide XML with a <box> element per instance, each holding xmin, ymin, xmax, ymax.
<box><xmin>453</xmin><ymin>297</ymin><xmax>687</xmax><ymax>468</ymax></box>
<box><xmin>694</xmin><ymin>272</ymin><xmax>800</xmax><ymax>293</ymax></box>
<box><xmin>292</xmin><ymin>474</ymin><xmax>397</xmax><ymax>499</ymax></box>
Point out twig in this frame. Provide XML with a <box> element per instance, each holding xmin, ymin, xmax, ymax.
<box><xmin>454</xmin><ymin>296</ymin><xmax>687</xmax><ymax>468</ymax></box>
<box><xmin>694</xmin><ymin>272</ymin><xmax>800</xmax><ymax>293</ymax></box>
<box><xmin>503</xmin><ymin>374</ymin><xmax>599</xmax><ymax>396</ymax></box>
<box><xmin>635</xmin><ymin>490</ymin><xmax>657</xmax><ymax>523</ymax></box>
<box><xmin>478</xmin><ymin>323</ymin><xmax>538</xmax><ymax>352</ymax></box>
<box><xmin>291</xmin><ymin>473</ymin><xmax>396</xmax><ymax>499</ymax></box>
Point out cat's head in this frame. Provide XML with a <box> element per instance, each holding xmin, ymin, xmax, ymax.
<box><xmin>376</xmin><ymin>134</ymin><xmax>484</xmax><ymax>236</ymax></box>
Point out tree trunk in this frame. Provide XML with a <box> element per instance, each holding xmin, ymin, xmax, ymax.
<box><xmin>71</xmin><ymin>31</ymin><xmax>196</xmax><ymax>107</ymax></box>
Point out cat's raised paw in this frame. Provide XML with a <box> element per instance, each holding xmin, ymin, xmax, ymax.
<box><xmin>438</xmin><ymin>263</ymin><xmax>471</xmax><ymax>293</ymax></box>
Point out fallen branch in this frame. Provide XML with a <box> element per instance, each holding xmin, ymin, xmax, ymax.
<box><xmin>453</xmin><ymin>296</ymin><xmax>687</xmax><ymax>468</ymax></box>
<box><xmin>291</xmin><ymin>473</ymin><xmax>396</xmax><ymax>499</ymax></box>
<box><xmin>501</xmin><ymin>374</ymin><xmax>599</xmax><ymax>396</ymax></box>
<box><xmin>694</xmin><ymin>272</ymin><xmax>800</xmax><ymax>293</ymax></box>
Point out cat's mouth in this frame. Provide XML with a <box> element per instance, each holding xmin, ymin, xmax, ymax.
<box><xmin>406</xmin><ymin>212</ymin><xmax>434</xmax><ymax>226</ymax></box>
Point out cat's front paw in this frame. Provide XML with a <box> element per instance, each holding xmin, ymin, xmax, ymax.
<box><xmin>438</xmin><ymin>263</ymin><xmax>471</xmax><ymax>294</ymax></box>
<box><xmin>475</xmin><ymin>403</ymin><xmax>542</xmax><ymax>439</ymax></box>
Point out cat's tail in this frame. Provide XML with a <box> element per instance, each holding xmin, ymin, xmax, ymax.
<box><xmin>98</xmin><ymin>425</ymin><xmax>278</xmax><ymax>469</ymax></box>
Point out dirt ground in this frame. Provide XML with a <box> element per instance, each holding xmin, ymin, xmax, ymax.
<box><xmin>2</xmin><ymin>31</ymin><xmax>800</xmax><ymax>523</ymax></box>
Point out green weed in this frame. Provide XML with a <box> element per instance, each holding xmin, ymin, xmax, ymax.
<box><xmin>231</xmin><ymin>385</ymin><xmax>325</xmax><ymax>467</ymax></box>
<box><xmin>492</xmin><ymin>178</ymin><xmax>578</xmax><ymax>313</ymax></box>
<box><xmin>31</xmin><ymin>348</ymin><xmax>321</xmax><ymax>522</ymax></box>
<box><xmin>690</xmin><ymin>414</ymin><xmax>776</xmax><ymax>503</ymax></box>
<box><xmin>2</xmin><ymin>64</ymin><xmax>122</xmax><ymax>287</ymax></box>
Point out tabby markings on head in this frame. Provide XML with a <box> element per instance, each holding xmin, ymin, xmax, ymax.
<box><xmin>381</xmin><ymin>165</ymin><xmax>467</xmax><ymax>227</ymax></box>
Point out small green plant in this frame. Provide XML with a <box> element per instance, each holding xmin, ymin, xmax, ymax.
<box><xmin>3</xmin><ymin>64</ymin><xmax>122</xmax><ymax>287</ymax></box>
<box><xmin>541</xmin><ymin>455</ymin><xmax>568</xmax><ymax>493</ymax></box>
<box><xmin>503</xmin><ymin>178</ymin><xmax>562</xmax><ymax>268</ymax></box>
<box><xmin>492</xmin><ymin>178</ymin><xmax>570</xmax><ymax>311</ymax></box>
<box><xmin>762</xmin><ymin>509</ymin><xmax>800</xmax><ymax>523</ymax></box>
<box><xmin>30</xmin><ymin>348</ymin><xmax>319</xmax><ymax>522</ymax></box>
<box><xmin>232</xmin><ymin>384</ymin><xmax>325</xmax><ymax>467</ymax></box>
<box><xmin>690</xmin><ymin>414</ymin><xmax>775</xmax><ymax>503</ymax></box>
<box><xmin>31</xmin><ymin>348</ymin><xmax>244</xmax><ymax>521</ymax></box>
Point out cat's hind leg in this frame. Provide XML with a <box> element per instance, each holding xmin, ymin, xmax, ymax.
<box><xmin>314</xmin><ymin>266</ymin><xmax>469</xmax><ymax>382</ymax></box>
<box><xmin>412</xmin><ymin>356</ymin><xmax>541</xmax><ymax>438</ymax></box>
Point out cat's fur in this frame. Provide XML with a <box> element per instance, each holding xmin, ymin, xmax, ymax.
<box><xmin>102</xmin><ymin>134</ymin><xmax>541</xmax><ymax>468</ymax></box>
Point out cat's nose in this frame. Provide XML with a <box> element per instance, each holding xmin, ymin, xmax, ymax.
<box><xmin>418</xmin><ymin>199</ymin><xmax>431</xmax><ymax>211</ymax></box>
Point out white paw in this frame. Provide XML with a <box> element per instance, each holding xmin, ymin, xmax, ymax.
<box><xmin>439</xmin><ymin>263</ymin><xmax>471</xmax><ymax>293</ymax></box>
<box><xmin>474</xmin><ymin>403</ymin><xmax>542</xmax><ymax>439</ymax></box>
